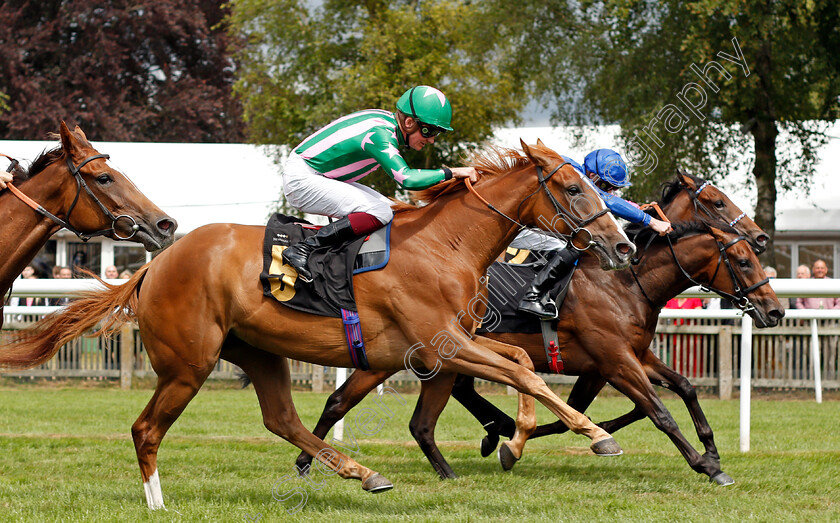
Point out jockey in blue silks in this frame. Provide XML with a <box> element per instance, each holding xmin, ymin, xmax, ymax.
<box><xmin>516</xmin><ymin>149</ymin><xmax>673</xmax><ymax>319</ymax></box>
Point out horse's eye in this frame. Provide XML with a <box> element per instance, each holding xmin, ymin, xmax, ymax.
<box><xmin>739</xmin><ymin>259</ymin><xmax>749</xmax><ymax>268</ymax></box>
<box><xmin>567</xmin><ymin>185</ymin><xmax>582</xmax><ymax>195</ymax></box>
<box><xmin>96</xmin><ymin>174</ymin><xmax>113</xmax><ymax>185</ymax></box>
<box><xmin>715</xmin><ymin>200</ymin><xmax>725</xmax><ymax>208</ymax></box>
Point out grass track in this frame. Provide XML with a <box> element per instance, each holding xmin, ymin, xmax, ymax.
<box><xmin>0</xmin><ymin>385</ymin><xmax>838</xmax><ymax>521</ymax></box>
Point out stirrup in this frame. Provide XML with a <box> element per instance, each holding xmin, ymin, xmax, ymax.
<box><xmin>518</xmin><ymin>298</ymin><xmax>558</xmax><ymax>320</ymax></box>
<box><xmin>282</xmin><ymin>246</ymin><xmax>313</xmax><ymax>283</ymax></box>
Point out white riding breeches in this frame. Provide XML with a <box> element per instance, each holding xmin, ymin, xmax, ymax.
<box><xmin>510</xmin><ymin>228</ymin><xmax>568</xmax><ymax>251</ymax></box>
<box><xmin>282</xmin><ymin>152</ymin><xmax>393</xmax><ymax>224</ymax></box>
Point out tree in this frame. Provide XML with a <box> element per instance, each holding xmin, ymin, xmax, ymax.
<box><xmin>504</xmin><ymin>0</ymin><xmax>840</xmax><ymax>266</ymax></box>
<box><xmin>226</xmin><ymin>0</ymin><xmax>531</xmax><ymax>196</ymax></box>
<box><xmin>0</xmin><ymin>0</ymin><xmax>245</xmax><ymax>142</ymax></box>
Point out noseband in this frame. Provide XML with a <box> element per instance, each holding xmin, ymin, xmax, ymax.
<box><xmin>690</xmin><ymin>179</ymin><xmax>747</xmax><ymax>228</ymax></box>
<box><xmin>465</xmin><ymin>161</ymin><xmax>609</xmax><ymax>252</ymax></box>
<box><xmin>3</xmin><ymin>153</ymin><xmax>141</xmax><ymax>242</ymax></box>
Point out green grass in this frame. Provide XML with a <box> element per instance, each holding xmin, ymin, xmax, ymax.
<box><xmin>0</xmin><ymin>385</ymin><xmax>838</xmax><ymax>522</ymax></box>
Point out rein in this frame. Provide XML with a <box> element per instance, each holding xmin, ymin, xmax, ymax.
<box><xmin>631</xmin><ymin>227</ymin><xmax>770</xmax><ymax>311</ymax></box>
<box><xmin>465</xmin><ymin>161</ymin><xmax>608</xmax><ymax>252</ymax></box>
<box><xmin>2</xmin><ymin>152</ymin><xmax>141</xmax><ymax>242</ymax></box>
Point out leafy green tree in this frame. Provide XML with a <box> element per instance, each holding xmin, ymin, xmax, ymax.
<box><xmin>226</xmin><ymin>0</ymin><xmax>530</xmax><ymax>197</ymax></box>
<box><xmin>504</xmin><ymin>0</ymin><xmax>840</xmax><ymax>265</ymax></box>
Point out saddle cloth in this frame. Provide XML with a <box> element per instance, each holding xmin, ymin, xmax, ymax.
<box><xmin>259</xmin><ymin>213</ymin><xmax>391</xmax><ymax>317</ymax></box>
<box><xmin>477</xmin><ymin>250</ymin><xmax>577</xmax><ymax>335</ymax></box>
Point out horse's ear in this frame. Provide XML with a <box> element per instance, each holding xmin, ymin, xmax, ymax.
<box><xmin>74</xmin><ymin>126</ymin><xmax>88</xmax><ymax>142</ymax></box>
<box><xmin>520</xmin><ymin>138</ymin><xmax>550</xmax><ymax>167</ymax></box>
<box><xmin>59</xmin><ymin>121</ymin><xmax>78</xmax><ymax>156</ymax></box>
<box><xmin>707</xmin><ymin>225</ymin><xmax>726</xmax><ymax>242</ymax></box>
<box><xmin>677</xmin><ymin>167</ymin><xmax>696</xmax><ymax>189</ymax></box>
<box><xmin>536</xmin><ymin>138</ymin><xmax>546</xmax><ymax>148</ymax></box>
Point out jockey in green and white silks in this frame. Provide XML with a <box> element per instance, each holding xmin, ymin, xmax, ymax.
<box><xmin>515</xmin><ymin>149</ymin><xmax>673</xmax><ymax>319</ymax></box>
<box><xmin>282</xmin><ymin>85</ymin><xmax>477</xmax><ymax>282</ymax></box>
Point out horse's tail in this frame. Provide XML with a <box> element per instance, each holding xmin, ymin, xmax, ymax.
<box><xmin>0</xmin><ymin>265</ymin><xmax>149</xmax><ymax>370</ymax></box>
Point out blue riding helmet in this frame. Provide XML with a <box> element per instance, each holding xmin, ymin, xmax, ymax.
<box><xmin>583</xmin><ymin>149</ymin><xmax>631</xmax><ymax>188</ymax></box>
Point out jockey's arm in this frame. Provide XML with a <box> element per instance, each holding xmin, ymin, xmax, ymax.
<box><xmin>367</xmin><ymin>131</ymin><xmax>449</xmax><ymax>190</ymax></box>
<box><xmin>596</xmin><ymin>187</ymin><xmax>673</xmax><ymax>235</ymax></box>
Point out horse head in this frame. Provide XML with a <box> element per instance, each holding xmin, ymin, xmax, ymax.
<box><xmin>668</xmin><ymin>169</ymin><xmax>768</xmax><ymax>254</ymax></box>
<box><xmin>518</xmin><ymin>139</ymin><xmax>635</xmax><ymax>270</ymax></box>
<box><xmin>52</xmin><ymin>122</ymin><xmax>177</xmax><ymax>250</ymax></box>
<box><xmin>703</xmin><ymin>226</ymin><xmax>784</xmax><ymax>327</ymax></box>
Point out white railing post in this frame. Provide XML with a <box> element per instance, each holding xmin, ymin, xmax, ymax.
<box><xmin>811</xmin><ymin>319</ymin><xmax>823</xmax><ymax>404</ymax></box>
<box><xmin>334</xmin><ymin>367</ymin><xmax>347</xmax><ymax>440</ymax></box>
<box><xmin>740</xmin><ymin>315</ymin><xmax>753</xmax><ymax>453</ymax></box>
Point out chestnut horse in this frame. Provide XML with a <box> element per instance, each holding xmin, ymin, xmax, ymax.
<box><xmin>294</xmin><ymin>171</ymin><xmax>781</xmax><ymax>484</ymax></box>
<box><xmin>0</xmin><ymin>142</ymin><xmax>637</xmax><ymax>509</ymax></box>
<box><xmin>0</xmin><ymin>122</ymin><xmax>177</xmax><ymax>327</ymax></box>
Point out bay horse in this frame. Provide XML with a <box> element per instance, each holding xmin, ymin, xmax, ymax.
<box><xmin>0</xmin><ymin>122</ymin><xmax>177</xmax><ymax>327</ymax></box>
<box><xmin>294</xmin><ymin>171</ymin><xmax>781</xmax><ymax>484</ymax></box>
<box><xmin>0</xmin><ymin>141</ymin><xmax>637</xmax><ymax>509</ymax></box>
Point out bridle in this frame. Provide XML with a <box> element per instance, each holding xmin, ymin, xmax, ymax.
<box><xmin>465</xmin><ymin>161</ymin><xmax>609</xmax><ymax>252</ymax></box>
<box><xmin>631</xmin><ymin>227</ymin><xmax>770</xmax><ymax>312</ymax></box>
<box><xmin>2</xmin><ymin>152</ymin><xmax>141</xmax><ymax>242</ymax></box>
<box><xmin>686</xmin><ymin>174</ymin><xmax>747</xmax><ymax>229</ymax></box>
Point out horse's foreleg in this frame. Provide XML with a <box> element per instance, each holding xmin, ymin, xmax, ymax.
<box><xmin>294</xmin><ymin>369</ymin><xmax>395</xmax><ymax>473</ymax></box>
<box><xmin>469</xmin><ymin>336</ymin><xmax>536</xmax><ymax>468</ymax></box>
<box><xmin>640</xmin><ymin>349</ymin><xmax>722</xmax><ymax>466</ymax></box>
<box><xmin>427</xmin><ymin>338</ymin><xmax>620</xmax><ymax>457</ymax></box>
<box><xmin>221</xmin><ymin>340</ymin><xmax>393</xmax><ymax>493</ymax></box>
<box><xmin>530</xmin><ymin>375</ymin><xmax>607</xmax><ymax>438</ymax></box>
<box><xmin>601</xmin><ymin>352</ymin><xmax>730</xmax><ymax>484</ymax></box>
<box><xmin>450</xmin><ymin>374</ymin><xmax>516</xmax><ymax>457</ymax></box>
<box><xmin>409</xmin><ymin>372</ymin><xmax>458</xmax><ymax>479</ymax></box>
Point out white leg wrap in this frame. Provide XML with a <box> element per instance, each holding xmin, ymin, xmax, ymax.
<box><xmin>143</xmin><ymin>469</ymin><xmax>166</xmax><ymax>510</ymax></box>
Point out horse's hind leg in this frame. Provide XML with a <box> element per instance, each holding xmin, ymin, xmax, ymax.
<box><xmin>529</xmin><ymin>375</ymin><xmax>608</xmax><ymax>439</ymax></box>
<box><xmin>132</xmin><ymin>359</ymin><xmax>215</xmax><ymax>510</ymax></box>
<box><xmin>294</xmin><ymin>369</ymin><xmax>396</xmax><ymax>473</ymax></box>
<box><xmin>222</xmin><ymin>338</ymin><xmax>393</xmax><ymax>493</ymax></box>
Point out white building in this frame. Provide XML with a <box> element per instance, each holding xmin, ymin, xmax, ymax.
<box><xmin>2</xmin><ymin>122</ymin><xmax>838</xmax><ymax>278</ymax></box>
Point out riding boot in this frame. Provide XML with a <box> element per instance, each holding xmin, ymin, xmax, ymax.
<box><xmin>282</xmin><ymin>217</ymin><xmax>357</xmax><ymax>282</ymax></box>
<box><xmin>517</xmin><ymin>247</ymin><xmax>580</xmax><ymax>319</ymax></box>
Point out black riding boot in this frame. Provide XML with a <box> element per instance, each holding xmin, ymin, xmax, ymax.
<box><xmin>517</xmin><ymin>247</ymin><xmax>580</xmax><ymax>319</ymax></box>
<box><xmin>282</xmin><ymin>217</ymin><xmax>356</xmax><ymax>282</ymax></box>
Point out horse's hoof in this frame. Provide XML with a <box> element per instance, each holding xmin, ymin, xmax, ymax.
<box><xmin>480</xmin><ymin>432</ymin><xmax>500</xmax><ymax>457</ymax></box>
<box><xmin>498</xmin><ymin>442</ymin><xmax>519</xmax><ymax>471</ymax></box>
<box><xmin>710</xmin><ymin>472</ymin><xmax>735</xmax><ymax>486</ymax></box>
<box><xmin>362</xmin><ymin>473</ymin><xmax>393</xmax><ymax>493</ymax></box>
<box><xmin>591</xmin><ymin>437</ymin><xmax>623</xmax><ymax>456</ymax></box>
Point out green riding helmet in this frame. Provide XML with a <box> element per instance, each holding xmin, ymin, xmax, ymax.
<box><xmin>396</xmin><ymin>85</ymin><xmax>454</xmax><ymax>131</ymax></box>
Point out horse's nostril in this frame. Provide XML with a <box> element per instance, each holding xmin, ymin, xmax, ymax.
<box><xmin>616</xmin><ymin>242</ymin><xmax>635</xmax><ymax>256</ymax></box>
<box><xmin>756</xmin><ymin>235</ymin><xmax>769</xmax><ymax>245</ymax></box>
<box><xmin>157</xmin><ymin>218</ymin><xmax>178</xmax><ymax>234</ymax></box>
<box><xmin>769</xmin><ymin>308</ymin><xmax>785</xmax><ymax>320</ymax></box>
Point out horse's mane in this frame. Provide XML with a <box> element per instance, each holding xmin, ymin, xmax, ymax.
<box><xmin>391</xmin><ymin>144</ymin><xmax>556</xmax><ymax>214</ymax></box>
<box><xmin>635</xmin><ymin>171</ymin><xmax>710</xmax><ymax>220</ymax></box>
<box><xmin>625</xmin><ymin>219</ymin><xmax>737</xmax><ymax>248</ymax></box>
<box><xmin>14</xmin><ymin>147</ymin><xmax>65</xmax><ymax>182</ymax></box>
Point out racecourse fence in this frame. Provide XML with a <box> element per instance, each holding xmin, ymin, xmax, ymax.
<box><xmin>3</xmin><ymin>306</ymin><xmax>839</xmax><ymax>398</ymax></box>
<box><xmin>3</xmin><ymin>278</ymin><xmax>840</xmax><ymax>397</ymax></box>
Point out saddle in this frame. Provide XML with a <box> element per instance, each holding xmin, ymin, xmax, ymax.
<box><xmin>259</xmin><ymin>213</ymin><xmax>391</xmax><ymax>317</ymax></box>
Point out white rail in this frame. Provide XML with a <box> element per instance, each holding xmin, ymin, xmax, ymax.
<box><xmin>6</xmin><ymin>277</ymin><xmax>840</xmax><ymax>453</ymax></box>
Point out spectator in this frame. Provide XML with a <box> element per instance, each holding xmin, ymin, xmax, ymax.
<box><xmin>796</xmin><ymin>259</ymin><xmax>840</xmax><ymax>309</ymax></box>
<box><xmin>71</xmin><ymin>251</ymin><xmax>89</xmax><ymax>277</ymax></box>
<box><xmin>119</xmin><ymin>270</ymin><xmax>134</xmax><ymax>279</ymax></box>
<box><xmin>104</xmin><ymin>265</ymin><xmax>119</xmax><ymax>279</ymax></box>
<box><xmin>663</xmin><ymin>297</ymin><xmax>705</xmax><ymax>377</ymax></box>
<box><xmin>52</xmin><ymin>265</ymin><xmax>62</xmax><ymax>279</ymax></box>
<box><xmin>762</xmin><ymin>266</ymin><xmax>784</xmax><ymax>311</ymax></box>
<box><xmin>49</xmin><ymin>266</ymin><xmax>73</xmax><ymax>306</ymax></box>
<box><xmin>789</xmin><ymin>264</ymin><xmax>811</xmax><ymax>309</ymax></box>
